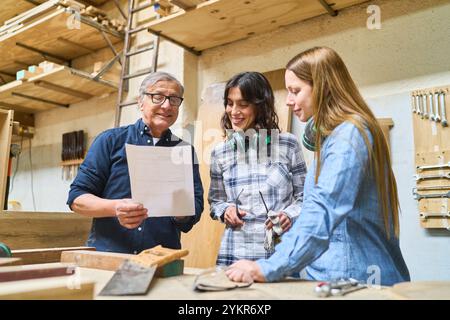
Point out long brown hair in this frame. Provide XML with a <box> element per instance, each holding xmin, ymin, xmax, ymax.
<box><xmin>221</xmin><ymin>72</ymin><xmax>280</xmax><ymax>135</ymax></box>
<box><xmin>286</xmin><ymin>47</ymin><xmax>400</xmax><ymax>237</ymax></box>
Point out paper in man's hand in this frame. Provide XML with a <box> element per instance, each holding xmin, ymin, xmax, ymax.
<box><xmin>125</xmin><ymin>144</ymin><xmax>195</xmax><ymax>217</ymax></box>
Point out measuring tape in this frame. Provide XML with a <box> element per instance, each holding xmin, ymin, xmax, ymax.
<box><xmin>0</xmin><ymin>242</ymin><xmax>12</xmax><ymax>257</ymax></box>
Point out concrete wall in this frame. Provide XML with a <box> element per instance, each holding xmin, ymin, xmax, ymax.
<box><xmin>195</xmin><ymin>0</ymin><xmax>450</xmax><ymax>281</ymax></box>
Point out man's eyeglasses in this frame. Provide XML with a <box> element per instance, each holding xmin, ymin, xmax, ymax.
<box><xmin>144</xmin><ymin>92</ymin><xmax>184</xmax><ymax>107</ymax></box>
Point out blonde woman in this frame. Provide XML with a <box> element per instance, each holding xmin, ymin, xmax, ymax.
<box><xmin>226</xmin><ymin>47</ymin><xmax>410</xmax><ymax>286</ymax></box>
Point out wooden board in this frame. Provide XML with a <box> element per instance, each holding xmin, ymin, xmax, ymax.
<box><xmin>0</xmin><ymin>258</ymin><xmax>22</xmax><ymax>266</ymax></box>
<box><xmin>0</xmin><ymin>65</ymin><xmax>117</xmax><ymax>113</ymax></box>
<box><xmin>0</xmin><ymin>276</ymin><xmax>94</xmax><ymax>299</ymax></box>
<box><xmin>181</xmin><ymin>83</ymin><xmax>226</xmax><ymax>268</ymax></box>
<box><xmin>264</xmin><ymin>69</ymin><xmax>291</xmax><ymax>132</ymax></box>
<box><xmin>0</xmin><ymin>109</ymin><xmax>13</xmax><ymax>211</ymax></box>
<box><xmin>0</xmin><ymin>212</ymin><xmax>92</xmax><ymax>249</ymax></box>
<box><xmin>389</xmin><ymin>281</ymin><xmax>450</xmax><ymax>300</ymax></box>
<box><xmin>12</xmin><ymin>247</ymin><xmax>95</xmax><ymax>265</ymax></box>
<box><xmin>0</xmin><ymin>263</ymin><xmax>75</xmax><ymax>282</ymax></box>
<box><xmin>0</xmin><ymin>0</ymin><xmax>45</xmax><ymax>26</ymax></box>
<box><xmin>148</xmin><ymin>0</ymin><xmax>368</xmax><ymax>51</ymax></box>
<box><xmin>0</xmin><ymin>8</ymin><xmax>122</xmax><ymax>75</ymax></box>
<box><xmin>412</xmin><ymin>85</ymin><xmax>450</xmax><ymax>229</ymax></box>
<box><xmin>61</xmin><ymin>250</ymin><xmax>136</xmax><ymax>271</ymax></box>
<box><xmin>61</xmin><ymin>249</ymin><xmax>185</xmax><ymax>277</ymax></box>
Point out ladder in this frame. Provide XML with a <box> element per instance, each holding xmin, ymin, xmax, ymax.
<box><xmin>114</xmin><ymin>0</ymin><xmax>160</xmax><ymax>127</ymax></box>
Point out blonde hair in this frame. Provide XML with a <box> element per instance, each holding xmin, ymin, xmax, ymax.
<box><xmin>286</xmin><ymin>47</ymin><xmax>400</xmax><ymax>237</ymax></box>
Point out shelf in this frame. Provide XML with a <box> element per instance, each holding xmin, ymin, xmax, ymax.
<box><xmin>0</xmin><ymin>0</ymin><xmax>43</xmax><ymax>26</ymax></box>
<box><xmin>0</xmin><ymin>6</ymin><xmax>123</xmax><ymax>76</ymax></box>
<box><xmin>0</xmin><ymin>65</ymin><xmax>117</xmax><ymax>113</ymax></box>
<box><xmin>147</xmin><ymin>0</ymin><xmax>369</xmax><ymax>52</ymax></box>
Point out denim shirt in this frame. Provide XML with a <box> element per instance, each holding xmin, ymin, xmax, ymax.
<box><xmin>67</xmin><ymin>119</ymin><xmax>204</xmax><ymax>254</ymax></box>
<box><xmin>257</xmin><ymin>121</ymin><xmax>410</xmax><ymax>286</ymax></box>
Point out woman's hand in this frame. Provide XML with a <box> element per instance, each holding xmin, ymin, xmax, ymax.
<box><xmin>225</xmin><ymin>260</ymin><xmax>266</xmax><ymax>283</ymax></box>
<box><xmin>266</xmin><ymin>212</ymin><xmax>292</xmax><ymax>233</ymax></box>
<box><xmin>223</xmin><ymin>206</ymin><xmax>247</xmax><ymax>228</ymax></box>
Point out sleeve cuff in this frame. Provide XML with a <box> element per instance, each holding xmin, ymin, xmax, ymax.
<box><xmin>281</xmin><ymin>205</ymin><xmax>301</xmax><ymax>220</ymax></box>
<box><xmin>211</xmin><ymin>202</ymin><xmax>230</xmax><ymax>223</ymax></box>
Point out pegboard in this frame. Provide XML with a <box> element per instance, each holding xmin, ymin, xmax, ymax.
<box><xmin>412</xmin><ymin>85</ymin><xmax>450</xmax><ymax>230</ymax></box>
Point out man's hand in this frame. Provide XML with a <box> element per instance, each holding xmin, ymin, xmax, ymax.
<box><xmin>266</xmin><ymin>212</ymin><xmax>291</xmax><ymax>233</ymax></box>
<box><xmin>223</xmin><ymin>206</ymin><xmax>247</xmax><ymax>228</ymax></box>
<box><xmin>225</xmin><ymin>260</ymin><xmax>266</xmax><ymax>283</ymax></box>
<box><xmin>115</xmin><ymin>199</ymin><xmax>148</xmax><ymax>229</ymax></box>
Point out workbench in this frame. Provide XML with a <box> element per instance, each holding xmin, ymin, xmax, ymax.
<box><xmin>82</xmin><ymin>267</ymin><xmax>394</xmax><ymax>300</ymax></box>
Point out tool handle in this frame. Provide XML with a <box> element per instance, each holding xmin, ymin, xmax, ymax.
<box><xmin>131</xmin><ymin>245</ymin><xmax>189</xmax><ymax>268</ymax></box>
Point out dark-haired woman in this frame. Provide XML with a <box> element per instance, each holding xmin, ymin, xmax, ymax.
<box><xmin>209</xmin><ymin>71</ymin><xmax>307</xmax><ymax>266</ymax></box>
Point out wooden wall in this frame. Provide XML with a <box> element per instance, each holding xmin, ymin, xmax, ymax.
<box><xmin>0</xmin><ymin>212</ymin><xmax>92</xmax><ymax>250</ymax></box>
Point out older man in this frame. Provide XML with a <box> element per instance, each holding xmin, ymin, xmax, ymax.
<box><xmin>67</xmin><ymin>72</ymin><xmax>203</xmax><ymax>254</ymax></box>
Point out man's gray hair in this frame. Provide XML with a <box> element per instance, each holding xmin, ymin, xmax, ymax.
<box><xmin>138</xmin><ymin>72</ymin><xmax>184</xmax><ymax>100</ymax></box>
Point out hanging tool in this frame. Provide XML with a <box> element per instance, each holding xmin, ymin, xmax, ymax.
<box><xmin>439</xmin><ymin>90</ymin><xmax>448</xmax><ymax>127</ymax></box>
<box><xmin>414</xmin><ymin>172</ymin><xmax>450</xmax><ymax>181</ymax></box>
<box><xmin>99</xmin><ymin>245</ymin><xmax>188</xmax><ymax>296</ymax></box>
<box><xmin>315</xmin><ymin>278</ymin><xmax>367</xmax><ymax>297</ymax></box>
<box><xmin>417</xmin><ymin>161</ymin><xmax>450</xmax><ymax>171</ymax></box>
<box><xmin>413</xmin><ymin>190</ymin><xmax>450</xmax><ymax>201</ymax></box>
<box><xmin>420</xmin><ymin>212</ymin><xmax>450</xmax><ymax>220</ymax></box>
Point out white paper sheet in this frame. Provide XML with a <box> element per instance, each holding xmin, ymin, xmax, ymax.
<box><xmin>125</xmin><ymin>144</ymin><xmax>195</xmax><ymax>217</ymax></box>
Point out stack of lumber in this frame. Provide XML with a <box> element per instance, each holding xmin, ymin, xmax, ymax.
<box><xmin>0</xmin><ymin>0</ymin><xmax>126</xmax><ymax>38</ymax></box>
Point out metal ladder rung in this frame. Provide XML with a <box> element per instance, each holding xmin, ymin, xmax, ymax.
<box><xmin>126</xmin><ymin>45</ymin><xmax>154</xmax><ymax>57</ymax></box>
<box><xmin>123</xmin><ymin>68</ymin><xmax>153</xmax><ymax>80</ymax></box>
<box><xmin>132</xmin><ymin>3</ymin><xmax>154</xmax><ymax>14</ymax></box>
<box><xmin>129</xmin><ymin>25</ymin><xmax>150</xmax><ymax>35</ymax></box>
<box><xmin>119</xmin><ymin>100</ymin><xmax>138</xmax><ymax>107</ymax></box>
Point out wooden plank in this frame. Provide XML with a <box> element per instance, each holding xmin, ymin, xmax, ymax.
<box><xmin>170</xmin><ymin>0</ymin><xmax>206</xmax><ymax>10</ymax></box>
<box><xmin>389</xmin><ymin>281</ymin><xmax>450</xmax><ymax>300</ymax></box>
<box><xmin>12</xmin><ymin>247</ymin><xmax>96</xmax><ymax>265</ymax></box>
<box><xmin>0</xmin><ymin>65</ymin><xmax>117</xmax><ymax>113</ymax></box>
<box><xmin>0</xmin><ymin>258</ymin><xmax>22</xmax><ymax>266</ymax></box>
<box><xmin>0</xmin><ymin>276</ymin><xmax>94</xmax><ymax>300</ymax></box>
<box><xmin>0</xmin><ymin>0</ymin><xmax>44</xmax><ymax>26</ymax></box>
<box><xmin>0</xmin><ymin>263</ymin><xmax>75</xmax><ymax>282</ymax></box>
<box><xmin>61</xmin><ymin>249</ymin><xmax>186</xmax><ymax>277</ymax></box>
<box><xmin>0</xmin><ymin>8</ymin><xmax>122</xmax><ymax>75</ymax></box>
<box><xmin>0</xmin><ymin>212</ymin><xmax>92</xmax><ymax>250</ymax></box>
<box><xmin>148</xmin><ymin>0</ymin><xmax>368</xmax><ymax>51</ymax></box>
<box><xmin>181</xmin><ymin>82</ymin><xmax>226</xmax><ymax>268</ymax></box>
<box><xmin>61</xmin><ymin>250</ymin><xmax>131</xmax><ymax>271</ymax></box>
<box><xmin>0</xmin><ymin>109</ymin><xmax>13</xmax><ymax>211</ymax></box>
<box><xmin>412</xmin><ymin>85</ymin><xmax>450</xmax><ymax>229</ymax></box>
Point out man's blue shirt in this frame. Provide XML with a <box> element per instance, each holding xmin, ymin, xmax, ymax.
<box><xmin>67</xmin><ymin>119</ymin><xmax>204</xmax><ymax>254</ymax></box>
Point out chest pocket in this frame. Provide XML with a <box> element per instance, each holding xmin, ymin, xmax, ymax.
<box><xmin>266</xmin><ymin>162</ymin><xmax>290</xmax><ymax>188</ymax></box>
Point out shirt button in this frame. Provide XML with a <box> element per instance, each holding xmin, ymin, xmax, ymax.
<box><xmin>140</xmin><ymin>131</ymin><xmax>143</xmax><ymax>135</ymax></box>
<box><xmin>138</xmin><ymin>227</ymin><xmax>142</xmax><ymax>231</ymax></box>
<box><xmin>144</xmin><ymin>126</ymin><xmax>148</xmax><ymax>130</ymax></box>
<box><xmin>147</xmin><ymin>139</ymin><xmax>151</xmax><ymax>144</ymax></box>
<box><xmin>133</xmin><ymin>250</ymin><xmax>137</xmax><ymax>254</ymax></box>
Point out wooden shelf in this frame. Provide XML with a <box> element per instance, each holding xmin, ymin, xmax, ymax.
<box><xmin>0</xmin><ymin>7</ymin><xmax>123</xmax><ymax>76</ymax></box>
<box><xmin>0</xmin><ymin>65</ymin><xmax>117</xmax><ymax>113</ymax></box>
<box><xmin>0</xmin><ymin>0</ymin><xmax>43</xmax><ymax>26</ymax></box>
<box><xmin>147</xmin><ymin>0</ymin><xmax>369</xmax><ymax>52</ymax></box>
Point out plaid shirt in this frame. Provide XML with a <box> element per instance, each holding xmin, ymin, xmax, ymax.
<box><xmin>209</xmin><ymin>132</ymin><xmax>307</xmax><ymax>266</ymax></box>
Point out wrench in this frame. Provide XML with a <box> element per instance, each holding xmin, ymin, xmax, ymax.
<box><xmin>420</xmin><ymin>212</ymin><xmax>450</xmax><ymax>220</ymax></box>
<box><xmin>416</xmin><ymin>93</ymin><xmax>422</xmax><ymax>116</ymax></box>
<box><xmin>414</xmin><ymin>172</ymin><xmax>450</xmax><ymax>181</ymax></box>
<box><xmin>429</xmin><ymin>92</ymin><xmax>435</xmax><ymax>121</ymax></box>
<box><xmin>417</xmin><ymin>161</ymin><xmax>450</xmax><ymax>171</ymax></box>
<box><xmin>434</xmin><ymin>91</ymin><xmax>441</xmax><ymax>122</ymax></box>
<box><xmin>411</xmin><ymin>94</ymin><xmax>417</xmax><ymax>113</ymax></box>
<box><xmin>422</xmin><ymin>93</ymin><xmax>428</xmax><ymax>119</ymax></box>
<box><xmin>413</xmin><ymin>190</ymin><xmax>450</xmax><ymax>201</ymax></box>
<box><xmin>439</xmin><ymin>90</ymin><xmax>448</xmax><ymax>127</ymax></box>
<box><xmin>416</xmin><ymin>185</ymin><xmax>450</xmax><ymax>191</ymax></box>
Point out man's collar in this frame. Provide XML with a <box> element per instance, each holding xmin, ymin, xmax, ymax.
<box><xmin>136</xmin><ymin>118</ymin><xmax>172</xmax><ymax>142</ymax></box>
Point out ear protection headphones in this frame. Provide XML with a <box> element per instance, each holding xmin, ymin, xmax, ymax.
<box><xmin>228</xmin><ymin>131</ymin><xmax>272</xmax><ymax>160</ymax></box>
